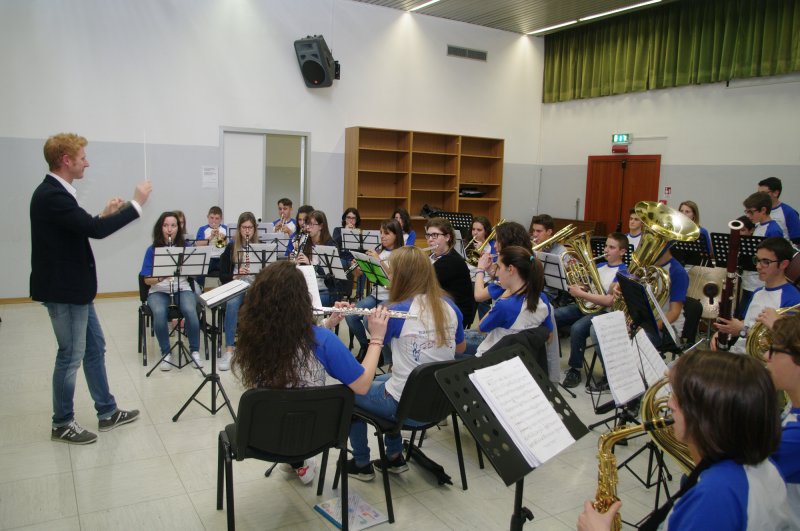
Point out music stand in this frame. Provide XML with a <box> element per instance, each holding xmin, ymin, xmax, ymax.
<box><xmin>260</xmin><ymin>232</ymin><xmax>291</xmax><ymax>255</ymax></box>
<box><xmin>146</xmin><ymin>247</ymin><xmax>211</xmax><ymax>375</ymax></box>
<box><xmin>435</xmin><ymin>344</ymin><xmax>589</xmax><ymax>531</ymax></box>
<box><xmin>591</xmin><ymin>237</ymin><xmax>633</xmax><ymax>266</ymax></box>
<box><xmin>341</xmin><ymin>229</ymin><xmax>380</xmax><ymax>253</ymax></box>
<box><xmin>173</xmin><ymin>280</ymin><xmax>246</xmax><ymax>422</ymax></box>
<box><xmin>711</xmin><ymin>233</ymin><xmax>764</xmax><ymax>273</ymax></box>
<box><xmin>256</xmin><ymin>222</ymin><xmax>275</xmax><ymax>242</ymax></box>
<box><xmin>670</xmin><ymin>239</ymin><xmax>713</xmax><ymax>267</ymax></box>
<box><xmin>435</xmin><ymin>211</ymin><xmax>473</xmax><ymax>241</ymax></box>
<box><xmin>312</xmin><ymin>245</ymin><xmax>350</xmax><ymax>301</ymax></box>
<box><xmin>237</xmin><ymin>243</ymin><xmax>278</xmax><ymax>275</ymax></box>
<box><xmin>350</xmin><ymin>251</ymin><xmax>391</xmax><ymax>288</ymax></box>
<box><xmin>453</xmin><ymin>232</ymin><xmax>466</xmax><ymax>259</ymax></box>
<box><xmin>534</xmin><ymin>251</ymin><xmax>569</xmax><ymax>292</ymax></box>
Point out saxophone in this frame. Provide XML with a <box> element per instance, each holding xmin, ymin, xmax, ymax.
<box><xmin>593</xmin><ymin>417</ymin><xmax>676</xmax><ymax>531</ymax></box>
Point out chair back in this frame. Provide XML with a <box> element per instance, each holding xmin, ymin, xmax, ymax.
<box><xmin>394</xmin><ymin>359</ymin><xmax>461</xmax><ymax>427</ymax></box>
<box><xmin>681</xmin><ymin>296</ymin><xmax>702</xmax><ymax>344</ymax></box>
<box><xmin>138</xmin><ymin>275</ymin><xmax>149</xmax><ymax>303</ymax></box>
<box><xmin>234</xmin><ymin>385</ymin><xmax>354</xmax><ymax>461</ymax></box>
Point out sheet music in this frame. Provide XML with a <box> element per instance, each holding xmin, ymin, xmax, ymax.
<box><xmin>469</xmin><ymin>356</ymin><xmax>575</xmax><ymax>468</ymax></box>
<box><xmin>199</xmin><ymin>279</ymin><xmax>249</xmax><ymax>308</ymax></box>
<box><xmin>645</xmin><ymin>284</ymin><xmax>678</xmax><ymax>345</ymax></box>
<box><xmin>591</xmin><ymin>311</ymin><xmax>646</xmax><ymax>406</ymax></box>
<box><xmin>534</xmin><ymin>251</ymin><xmax>569</xmax><ymax>291</ymax></box>
<box><xmin>299</xmin><ymin>265</ymin><xmax>323</xmax><ymax>309</ymax></box>
<box><xmin>314</xmin><ymin>245</ymin><xmax>349</xmax><ymax>280</ymax></box>
<box><xmin>633</xmin><ymin>329</ymin><xmax>669</xmax><ymax>387</ymax></box>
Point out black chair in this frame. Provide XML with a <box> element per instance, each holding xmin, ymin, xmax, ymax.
<box><xmin>334</xmin><ymin>359</ymin><xmax>467</xmax><ymax>524</ymax></box>
<box><xmin>217</xmin><ymin>385</ymin><xmax>355</xmax><ymax>531</ymax></box>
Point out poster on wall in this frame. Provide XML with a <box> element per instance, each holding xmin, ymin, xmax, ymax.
<box><xmin>202</xmin><ymin>166</ymin><xmax>218</xmax><ymax>189</ymax></box>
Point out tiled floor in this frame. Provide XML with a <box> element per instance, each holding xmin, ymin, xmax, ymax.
<box><xmin>0</xmin><ymin>299</ymin><xmax>681</xmax><ymax>530</ymax></box>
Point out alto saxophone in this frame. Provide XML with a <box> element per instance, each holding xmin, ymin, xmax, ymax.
<box><xmin>593</xmin><ymin>417</ymin><xmax>675</xmax><ymax>531</ymax></box>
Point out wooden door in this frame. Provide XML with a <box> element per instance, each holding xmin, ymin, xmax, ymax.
<box><xmin>584</xmin><ymin>155</ymin><xmax>661</xmax><ymax>233</ymax></box>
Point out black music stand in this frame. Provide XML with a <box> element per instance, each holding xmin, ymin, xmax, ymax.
<box><xmin>711</xmin><ymin>233</ymin><xmax>764</xmax><ymax>273</ymax></box>
<box><xmin>237</xmin><ymin>242</ymin><xmax>278</xmax><ymax>275</ymax></box>
<box><xmin>146</xmin><ymin>247</ymin><xmax>211</xmax><ymax>376</ymax></box>
<box><xmin>534</xmin><ymin>251</ymin><xmax>569</xmax><ymax>292</ymax></box>
<box><xmin>591</xmin><ymin>237</ymin><xmax>633</xmax><ymax>266</ymax></box>
<box><xmin>341</xmin><ymin>229</ymin><xmax>380</xmax><ymax>254</ymax></box>
<box><xmin>436</xmin><ymin>345</ymin><xmax>589</xmax><ymax>531</ymax></box>
<box><xmin>260</xmin><ymin>232</ymin><xmax>291</xmax><ymax>256</ymax></box>
<box><xmin>312</xmin><ymin>245</ymin><xmax>349</xmax><ymax>302</ymax></box>
<box><xmin>670</xmin><ymin>239</ymin><xmax>713</xmax><ymax>267</ymax></box>
<box><xmin>435</xmin><ymin>211</ymin><xmax>473</xmax><ymax>240</ymax></box>
<box><xmin>173</xmin><ymin>281</ymin><xmax>245</xmax><ymax>422</ymax></box>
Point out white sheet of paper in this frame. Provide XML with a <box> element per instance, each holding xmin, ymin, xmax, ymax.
<box><xmin>469</xmin><ymin>357</ymin><xmax>575</xmax><ymax>468</ymax></box>
<box><xmin>633</xmin><ymin>329</ymin><xmax>669</xmax><ymax>387</ymax></box>
<box><xmin>299</xmin><ymin>265</ymin><xmax>322</xmax><ymax>309</ymax></box>
<box><xmin>591</xmin><ymin>311</ymin><xmax>646</xmax><ymax>406</ymax></box>
<box><xmin>202</xmin><ymin>166</ymin><xmax>218</xmax><ymax>189</ymax></box>
<box><xmin>199</xmin><ymin>279</ymin><xmax>249</xmax><ymax>308</ymax></box>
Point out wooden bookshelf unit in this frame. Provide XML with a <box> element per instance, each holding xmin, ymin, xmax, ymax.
<box><xmin>344</xmin><ymin>127</ymin><xmax>504</xmax><ymax>238</ymax></box>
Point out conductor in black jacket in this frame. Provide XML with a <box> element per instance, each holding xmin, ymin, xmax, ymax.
<box><xmin>30</xmin><ymin>133</ymin><xmax>152</xmax><ymax>445</ymax></box>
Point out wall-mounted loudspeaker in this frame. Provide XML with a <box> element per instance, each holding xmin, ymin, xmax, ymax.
<box><xmin>294</xmin><ymin>35</ymin><xmax>340</xmax><ymax>88</ymax></box>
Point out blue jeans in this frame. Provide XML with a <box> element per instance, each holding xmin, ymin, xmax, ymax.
<box><xmin>345</xmin><ymin>295</ymin><xmax>380</xmax><ymax>350</ymax></box>
<box><xmin>459</xmin><ymin>329</ymin><xmax>485</xmax><ymax>358</ymax></box>
<box><xmin>223</xmin><ymin>292</ymin><xmax>244</xmax><ymax>348</ymax></box>
<box><xmin>45</xmin><ymin>302</ymin><xmax>117</xmax><ymax>427</ymax></box>
<box><xmin>349</xmin><ymin>374</ymin><xmax>424</xmax><ymax>465</ymax></box>
<box><xmin>555</xmin><ymin>304</ymin><xmax>599</xmax><ymax>370</ymax></box>
<box><xmin>147</xmin><ymin>290</ymin><xmax>201</xmax><ymax>354</ymax></box>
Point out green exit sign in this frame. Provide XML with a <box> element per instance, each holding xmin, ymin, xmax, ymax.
<box><xmin>612</xmin><ymin>133</ymin><xmax>631</xmax><ymax>144</ymax></box>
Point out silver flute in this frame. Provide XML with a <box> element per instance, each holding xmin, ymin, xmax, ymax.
<box><xmin>313</xmin><ymin>306</ymin><xmax>417</xmax><ymax>319</ymax></box>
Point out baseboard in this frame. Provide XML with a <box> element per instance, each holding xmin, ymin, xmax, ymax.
<box><xmin>0</xmin><ymin>291</ymin><xmax>138</xmax><ymax>305</ymax></box>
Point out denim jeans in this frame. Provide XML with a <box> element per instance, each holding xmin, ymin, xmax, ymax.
<box><xmin>223</xmin><ymin>292</ymin><xmax>245</xmax><ymax>348</ymax></box>
<box><xmin>344</xmin><ymin>295</ymin><xmax>380</xmax><ymax>350</ymax></box>
<box><xmin>45</xmin><ymin>302</ymin><xmax>117</xmax><ymax>427</ymax></box>
<box><xmin>555</xmin><ymin>304</ymin><xmax>600</xmax><ymax>370</ymax></box>
<box><xmin>147</xmin><ymin>290</ymin><xmax>201</xmax><ymax>354</ymax></box>
<box><xmin>349</xmin><ymin>373</ymin><xmax>424</xmax><ymax>465</ymax></box>
<box><xmin>458</xmin><ymin>329</ymin><xmax>485</xmax><ymax>358</ymax></box>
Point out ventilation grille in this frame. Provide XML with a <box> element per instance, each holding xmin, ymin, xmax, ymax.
<box><xmin>447</xmin><ymin>45</ymin><xmax>488</xmax><ymax>62</ymax></box>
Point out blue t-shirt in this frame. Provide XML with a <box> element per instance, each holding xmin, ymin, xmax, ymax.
<box><xmin>665</xmin><ymin>459</ymin><xmax>789</xmax><ymax>530</ymax></box>
<box><xmin>698</xmin><ymin>226</ymin><xmax>712</xmax><ymax>254</ymax></box>
<box><xmin>405</xmin><ymin>230</ymin><xmax>417</xmax><ymax>246</ymax></box>
<box><xmin>307</xmin><ymin>326</ymin><xmax>364</xmax><ymax>387</ymax></box>
<box><xmin>772</xmin><ymin>202</ymin><xmax>800</xmax><ymax>240</ymax></box>
<box><xmin>773</xmin><ymin>407</ymin><xmax>800</xmax><ymax>522</ymax></box>
<box><xmin>195</xmin><ymin>223</ymin><xmax>229</xmax><ymax>241</ymax></box>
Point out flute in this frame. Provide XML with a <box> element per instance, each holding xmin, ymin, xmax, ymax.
<box><xmin>313</xmin><ymin>307</ymin><xmax>417</xmax><ymax>319</ymax></box>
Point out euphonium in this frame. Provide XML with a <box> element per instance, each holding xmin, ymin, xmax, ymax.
<box><xmin>640</xmin><ymin>377</ymin><xmax>695</xmax><ymax>474</ymax></box>
<box><xmin>466</xmin><ymin>219</ymin><xmax>505</xmax><ymax>266</ymax></box>
<box><xmin>745</xmin><ymin>303</ymin><xmax>800</xmax><ymax>362</ymax></box>
<box><xmin>593</xmin><ymin>416</ymin><xmax>676</xmax><ymax>531</ymax></box>
<box><xmin>532</xmin><ymin>223</ymin><xmax>577</xmax><ymax>253</ymax></box>
<box><xmin>611</xmin><ymin>202</ymin><xmax>699</xmax><ymax>323</ymax></box>
<box><xmin>561</xmin><ymin>231</ymin><xmax>606</xmax><ymax>314</ymax></box>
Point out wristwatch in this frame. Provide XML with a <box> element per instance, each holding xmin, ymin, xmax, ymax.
<box><xmin>739</xmin><ymin>325</ymin><xmax>750</xmax><ymax>338</ymax></box>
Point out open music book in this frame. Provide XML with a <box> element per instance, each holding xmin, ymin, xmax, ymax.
<box><xmin>591</xmin><ymin>310</ymin><xmax>647</xmax><ymax>406</ymax></box>
<box><xmin>469</xmin><ymin>356</ymin><xmax>575</xmax><ymax>468</ymax></box>
<box><xmin>350</xmin><ymin>251</ymin><xmax>391</xmax><ymax>287</ymax></box>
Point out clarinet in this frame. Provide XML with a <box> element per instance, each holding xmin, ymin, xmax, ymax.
<box><xmin>167</xmin><ymin>235</ymin><xmax>177</xmax><ymax>309</ymax></box>
<box><xmin>716</xmin><ymin>219</ymin><xmax>744</xmax><ymax>351</ymax></box>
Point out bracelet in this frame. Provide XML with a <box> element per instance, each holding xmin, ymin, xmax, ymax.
<box><xmin>476</xmin><ymin>269</ymin><xmax>485</xmax><ymax>274</ymax></box>
<box><xmin>368</xmin><ymin>339</ymin><xmax>384</xmax><ymax>348</ymax></box>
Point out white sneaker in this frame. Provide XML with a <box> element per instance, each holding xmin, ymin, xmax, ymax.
<box><xmin>191</xmin><ymin>351</ymin><xmax>204</xmax><ymax>369</ymax></box>
<box><xmin>296</xmin><ymin>459</ymin><xmax>316</xmax><ymax>485</ymax></box>
<box><xmin>159</xmin><ymin>354</ymin><xmax>172</xmax><ymax>371</ymax></box>
<box><xmin>218</xmin><ymin>350</ymin><xmax>232</xmax><ymax>371</ymax></box>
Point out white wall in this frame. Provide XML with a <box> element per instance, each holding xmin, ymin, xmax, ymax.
<box><xmin>538</xmin><ymin>76</ymin><xmax>800</xmax><ymax>233</ymax></box>
<box><xmin>1</xmin><ymin>0</ymin><xmax>544</xmax><ymax>298</ymax></box>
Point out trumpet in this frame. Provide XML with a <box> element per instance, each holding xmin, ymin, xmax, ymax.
<box><xmin>313</xmin><ymin>307</ymin><xmax>417</xmax><ymax>319</ymax></box>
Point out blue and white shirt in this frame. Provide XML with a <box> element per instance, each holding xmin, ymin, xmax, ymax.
<box><xmin>627</xmin><ymin>232</ymin><xmax>642</xmax><ymax>251</ymax></box>
<box><xmin>294</xmin><ymin>326</ymin><xmax>365</xmax><ymax>388</ymax></box>
<box><xmin>742</xmin><ymin>220</ymin><xmax>786</xmax><ymax>292</ymax></box>
<box><xmin>383</xmin><ymin>295</ymin><xmax>464</xmax><ymax>401</ymax></box>
<box><xmin>664</xmin><ymin>459</ymin><xmax>789</xmax><ymax>530</ymax></box>
<box><xmin>662</xmin><ymin>257</ymin><xmax>689</xmax><ymax>336</ymax></box>
<box><xmin>732</xmin><ymin>283</ymin><xmax>800</xmax><ymax>354</ymax></box>
<box><xmin>771</xmin><ymin>202</ymin><xmax>800</xmax><ymax>241</ymax></box>
<box><xmin>598</xmin><ymin>262</ymin><xmax>627</xmax><ymax>292</ymax></box>
<box><xmin>773</xmin><ymin>407</ymin><xmax>800</xmax><ymax>522</ymax></box>
<box><xmin>476</xmin><ymin>294</ymin><xmax>552</xmax><ymax>356</ymax></box>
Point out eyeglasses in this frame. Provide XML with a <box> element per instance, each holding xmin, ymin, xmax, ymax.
<box><xmin>345</xmin><ymin>215</ymin><xmax>357</xmax><ymax>220</ymax></box>
<box><xmin>307</xmin><ymin>222</ymin><xmax>321</xmax><ymax>227</ymax></box>
<box><xmin>425</xmin><ymin>232</ymin><xmax>444</xmax><ymax>239</ymax></box>
<box><xmin>768</xmin><ymin>346</ymin><xmax>799</xmax><ymax>360</ymax></box>
<box><xmin>752</xmin><ymin>256</ymin><xmax>780</xmax><ymax>267</ymax></box>
<box><xmin>239</xmin><ymin>225</ymin><xmax>255</xmax><ymax>230</ymax></box>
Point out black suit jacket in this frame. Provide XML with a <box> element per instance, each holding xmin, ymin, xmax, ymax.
<box><xmin>30</xmin><ymin>175</ymin><xmax>140</xmax><ymax>304</ymax></box>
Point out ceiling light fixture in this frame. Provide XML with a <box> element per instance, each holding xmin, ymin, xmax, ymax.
<box><xmin>409</xmin><ymin>0</ymin><xmax>442</xmax><ymax>12</ymax></box>
<box><xmin>579</xmin><ymin>0</ymin><xmax>662</xmax><ymax>22</ymax></box>
<box><xmin>526</xmin><ymin>20</ymin><xmax>578</xmax><ymax>35</ymax></box>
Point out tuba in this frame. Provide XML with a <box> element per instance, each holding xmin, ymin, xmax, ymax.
<box><xmin>532</xmin><ymin>223</ymin><xmax>577</xmax><ymax>253</ymax></box>
<box><xmin>561</xmin><ymin>231</ymin><xmax>606</xmax><ymax>314</ymax></box>
<box><xmin>466</xmin><ymin>219</ymin><xmax>505</xmax><ymax>266</ymax></box>
<box><xmin>745</xmin><ymin>303</ymin><xmax>800</xmax><ymax>362</ymax></box>
<box><xmin>612</xmin><ymin>202</ymin><xmax>699</xmax><ymax>322</ymax></box>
